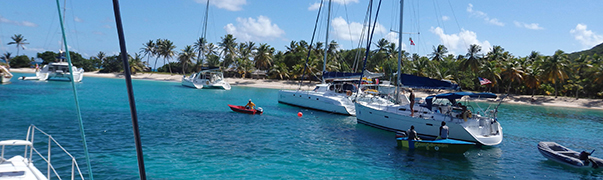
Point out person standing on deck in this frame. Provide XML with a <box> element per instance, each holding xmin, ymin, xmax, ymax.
<box><xmin>409</xmin><ymin>89</ymin><xmax>415</xmax><ymax>116</ymax></box>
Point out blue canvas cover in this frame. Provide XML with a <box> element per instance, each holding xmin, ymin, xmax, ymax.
<box><xmin>425</xmin><ymin>92</ymin><xmax>497</xmax><ymax>110</ymax></box>
<box><xmin>399</xmin><ymin>73</ymin><xmax>460</xmax><ymax>90</ymax></box>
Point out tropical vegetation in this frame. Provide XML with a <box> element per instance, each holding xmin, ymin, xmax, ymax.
<box><xmin>4</xmin><ymin>33</ymin><xmax>603</xmax><ymax>99</ymax></box>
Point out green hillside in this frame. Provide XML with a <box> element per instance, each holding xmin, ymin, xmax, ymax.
<box><xmin>569</xmin><ymin>42</ymin><xmax>603</xmax><ymax>59</ymax></box>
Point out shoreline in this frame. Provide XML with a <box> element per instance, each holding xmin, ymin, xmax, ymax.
<box><xmin>8</xmin><ymin>68</ymin><xmax>603</xmax><ymax>110</ymax></box>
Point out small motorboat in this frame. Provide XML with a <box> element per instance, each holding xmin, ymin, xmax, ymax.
<box><xmin>538</xmin><ymin>141</ymin><xmax>603</xmax><ymax>169</ymax></box>
<box><xmin>396</xmin><ymin>131</ymin><xmax>475</xmax><ymax>153</ymax></box>
<box><xmin>228</xmin><ymin>104</ymin><xmax>263</xmax><ymax>115</ymax></box>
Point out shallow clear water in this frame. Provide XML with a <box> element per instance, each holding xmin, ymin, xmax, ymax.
<box><xmin>1</xmin><ymin>72</ymin><xmax>602</xmax><ymax>179</ymax></box>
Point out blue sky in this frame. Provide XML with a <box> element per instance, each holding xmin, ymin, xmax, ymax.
<box><xmin>1</xmin><ymin>0</ymin><xmax>602</xmax><ymax>62</ymax></box>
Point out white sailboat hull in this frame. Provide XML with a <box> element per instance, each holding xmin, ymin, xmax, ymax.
<box><xmin>355</xmin><ymin>101</ymin><xmax>503</xmax><ymax>146</ymax></box>
<box><xmin>278</xmin><ymin>89</ymin><xmax>356</xmax><ymax>116</ymax></box>
<box><xmin>182</xmin><ymin>76</ymin><xmax>231</xmax><ymax>90</ymax></box>
<box><xmin>20</xmin><ymin>63</ymin><xmax>84</xmax><ymax>82</ymax></box>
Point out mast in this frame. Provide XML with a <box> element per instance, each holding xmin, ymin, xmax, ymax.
<box><xmin>55</xmin><ymin>0</ymin><xmax>94</xmax><ymax>179</ymax></box>
<box><xmin>395</xmin><ymin>0</ymin><xmax>404</xmax><ymax>103</ymax></box>
<box><xmin>322</xmin><ymin>0</ymin><xmax>332</xmax><ymax>84</ymax></box>
<box><xmin>199</xmin><ymin>0</ymin><xmax>210</xmax><ymax>66</ymax></box>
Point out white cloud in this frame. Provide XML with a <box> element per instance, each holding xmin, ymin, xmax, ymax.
<box><xmin>430</xmin><ymin>27</ymin><xmax>491</xmax><ymax>55</ymax></box>
<box><xmin>513</xmin><ymin>21</ymin><xmax>543</xmax><ymax>30</ymax></box>
<box><xmin>466</xmin><ymin>4</ymin><xmax>504</xmax><ymax>27</ymax></box>
<box><xmin>442</xmin><ymin>16</ymin><xmax>449</xmax><ymax>21</ymax></box>
<box><xmin>308</xmin><ymin>0</ymin><xmax>358</xmax><ymax>10</ymax></box>
<box><xmin>224</xmin><ymin>16</ymin><xmax>285</xmax><ymax>41</ymax></box>
<box><xmin>195</xmin><ymin>0</ymin><xmax>246</xmax><ymax>11</ymax></box>
<box><xmin>74</xmin><ymin>16</ymin><xmax>83</xmax><ymax>22</ymax></box>
<box><xmin>308</xmin><ymin>3</ymin><xmax>321</xmax><ymax>11</ymax></box>
<box><xmin>0</xmin><ymin>15</ymin><xmax>38</xmax><ymax>27</ymax></box>
<box><xmin>570</xmin><ymin>23</ymin><xmax>603</xmax><ymax>48</ymax></box>
<box><xmin>331</xmin><ymin>16</ymin><xmax>387</xmax><ymax>44</ymax></box>
<box><xmin>332</xmin><ymin>0</ymin><xmax>359</xmax><ymax>4</ymax></box>
<box><xmin>102</xmin><ymin>24</ymin><xmax>112</xmax><ymax>29</ymax></box>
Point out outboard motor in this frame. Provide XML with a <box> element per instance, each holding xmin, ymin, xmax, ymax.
<box><xmin>256</xmin><ymin>107</ymin><xmax>263</xmax><ymax>113</ymax></box>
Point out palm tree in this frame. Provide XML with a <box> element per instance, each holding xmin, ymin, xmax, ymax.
<box><xmin>254</xmin><ymin>43</ymin><xmax>274</xmax><ymax>70</ymax></box>
<box><xmin>218</xmin><ymin>34</ymin><xmax>237</xmax><ymax>68</ymax></box>
<box><xmin>140</xmin><ymin>40</ymin><xmax>155</xmax><ymax>67</ymax></box>
<box><xmin>158</xmin><ymin>39</ymin><xmax>176</xmax><ymax>75</ymax></box>
<box><xmin>540</xmin><ymin>50</ymin><xmax>570</xmax><ymax>98</ymax></box>
<box><xmin>461</xmin><ymin>44</ymin><xmax>483</xmax><ymax>73</ymax></box>
<box><xmin>7</xmin><ymin>34</ymin><xmax>29</xmax><ymax>56</ymax></box>
<box><xmin>479</xmin><ymin>61</ymin><xmax>501</xmax><ymax>92</ymax></box>
<box><xmin>151</xmin><ymin>39</ymin><xmax>163</xmax><ymax>74</ymax></box>
<box><xmin>269</xmin><ymin>62</ymin><xmax>290</xmax><ymax>80</ymax></box>
<box><xmin>523</xmin><ymin>65</ymin><xmax>541</xmax><ymax>98</ymax></box>
<box><xmin>178</xmin><ymin>45</ymin><xmax>197</xmax><ymax>74</ymax></box>
<box><xmin>500</xmin><ymin>61</ymin><xmax>524</xmax><ymax>94</ymax></box>
<box><xmin>430</xmin><ymin>44</ymin><xmax>448</xmax><ymax>62</ymax></box>
<box><xmin>129</xmin><ymin>53</ymin><xmax>145</xmax><ymax>74</ymax></box>
<box><xmin>375</xmin><ymin>38</ymin><xmax>389</xmax><ymax>53</ymax></box>
<box><xmin>486</xmin><ymin>45</ymin><xmax>506</xmax><ymax>63</ymax></box>
<box><xmin>1</xmin><ymin>52</ymin><xmax>12</xmax><ymax>66</ymax></box>
<box><xmin>193</xmin><ymin>37</ymin><xmax>207</xmax><ymax>65</ymax></box>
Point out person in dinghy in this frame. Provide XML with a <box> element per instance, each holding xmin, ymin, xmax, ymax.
<box><xmin>245</xmin><ymin>99</ymin><xmax>256</xmax><ymax>110</ymax></box>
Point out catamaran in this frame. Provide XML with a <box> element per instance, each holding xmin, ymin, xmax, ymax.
<box><xmin>20</xmin><ymin>61</ymin><xmax>85</xmax><ymax>82</ymax></box>
<box><xmin>182</xmin><ymin>67</ymin><xmax>231</xmax><ymax>90</ymax></box>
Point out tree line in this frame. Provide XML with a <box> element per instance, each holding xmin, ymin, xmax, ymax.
<box><xmin>3</xmin><ymin>33</ymin><xmax>602</xmax><ymax>99</ymax></box>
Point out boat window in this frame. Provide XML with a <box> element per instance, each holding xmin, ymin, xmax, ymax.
<box><xmin>313</xmin><ymin>86</ymin><xmax>320</xmax><ymax>91</ymax></box>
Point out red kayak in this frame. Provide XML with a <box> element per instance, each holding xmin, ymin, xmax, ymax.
<box><xmin>228</xmin><ymin>104</ymin><xmax>263</xmax><ymax>115</ymax></box>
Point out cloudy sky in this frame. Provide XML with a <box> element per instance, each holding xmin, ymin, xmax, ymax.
<box><xmin>1</xmin><ymin>0</ymin><xmax>602</xmax><ymax>61</ymax></box>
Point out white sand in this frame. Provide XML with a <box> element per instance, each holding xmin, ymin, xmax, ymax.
<box><xmin>9</xmin><ymin>68</ymin><xmax>603</xmax><ymax>109</ymax></box>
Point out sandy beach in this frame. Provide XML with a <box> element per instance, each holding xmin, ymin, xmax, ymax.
<box><xmin>8</xmin><ymin>68</ymin><xmax>603</xmax><ymax>110</ymax></box>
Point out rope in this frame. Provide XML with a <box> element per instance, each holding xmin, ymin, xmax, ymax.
<box><xmin>54</xmin><ymin>0</ymin><xmax>93</xmax><ymax>179</ymax></box>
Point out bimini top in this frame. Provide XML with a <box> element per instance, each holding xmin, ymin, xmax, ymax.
<box><xmin>323</xmin><ymin>70</ymin><xmax>383</xmax><ymax>81</ymax></box>
<box><xmin>424</xmin><ymin>92</ymin><xmax>497</xmax><ymax>110</ymax></box>
<box><xmin>400</xmin><ymin>73</ymin><xmax>460</xmax><ymax>90</ymax></box>
<box><xmin>200</xmin><ymin>67</ymin><xmax>221</xmax><ymax>72</ymax></box>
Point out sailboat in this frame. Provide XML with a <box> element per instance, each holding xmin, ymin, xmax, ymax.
<box><xmin>181</xmin><ymin>0</ymin><xmax>231</xmax><ymax>90</ymax></box>
<box><xmin>354</xmin><ymin>0</ymin><xmax>503</xmax><ymax>146</ymax></box>
<box><xmin>277</xmin><ymin>0</ymin><xmax>383</xmax><ymax>116</ymax></box>
<box><xmin>0</xmin><ymin>65</ymin><xmax>12</xmax><ymax>83</ymax></box>
<box><xmin>20</xmin><ymin>0</ymin><xmax>85</xmax><ymax>83</ymax></box>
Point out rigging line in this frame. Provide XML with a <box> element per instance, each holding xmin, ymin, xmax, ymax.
<box><xmin>356</xmin><ymin>0</ymin><xmax>383</xmax><ymax>100</ymax></box>
<box><xmin>299</xmin><ymin>0</ymin><xmax>324</xmax><ymax>88</ymax></box>
<box><xmin>447</xmin><ymin>0</ymin><xmax>468</xmax><ymax>50</ymax></box>
<box><xmin>67</xmin><ymin>0</ymin><xmax>81</xmax><ymax>54</ymax></box>
<box><xmin>54</xmin><ymin>0</ymin><xmax>93</xmax><ymax>180</ymax></box>
<box><xmin>112</xmin><ymin>0</ymin><xmax>147</xmax><ymax>179</ymax></box>
<box><xmin>352</xmin><ymin>1</ymin><xmax>373</xmax><ymax>72</ymax></box>
<box><xmin>342</xmin><ymin>0</ymin><xmax>355</xmax><ymax>56</ymax></box>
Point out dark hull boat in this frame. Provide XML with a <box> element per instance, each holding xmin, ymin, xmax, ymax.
<box><xmin>538</xmin><ymin>142</ymin><xmax>603</xmax><ymax>169</ymax></box>
<box><xmin>396</xmin><ymin>132</ymin><xmax>475</xmax><ymax>153</ymax></box>
<box><xmin>228</xmin><ymin>104</ymin><xmax>263</xmax><ymax>115</ymax></box>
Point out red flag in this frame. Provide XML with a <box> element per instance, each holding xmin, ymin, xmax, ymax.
<box><xmin>409</xmin><ymin>38</ymin><xmax>415</xmax><ymax>46</ymax></box>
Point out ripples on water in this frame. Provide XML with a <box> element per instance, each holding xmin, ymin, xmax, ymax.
<box><xmin>1</xmin><ymin>73</ymin><xmax>602</xmax><ymax>179</ymax></box>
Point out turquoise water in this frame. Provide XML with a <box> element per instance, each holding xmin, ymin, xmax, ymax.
<box><xmin>1</xmin><ymin>72</ymin><xmax>603</xmax><ymax>179</ymax></box>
